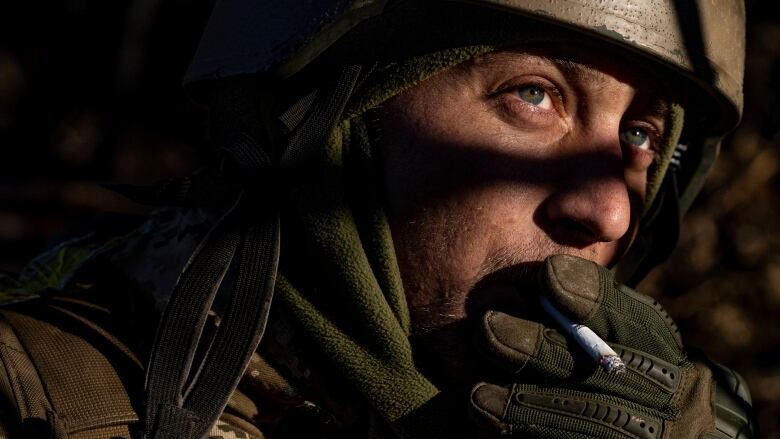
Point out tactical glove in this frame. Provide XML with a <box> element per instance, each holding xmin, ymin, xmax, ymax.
<box><xmin>470</xmin><ymin>255</ymin><xmax>754</xmax><ymax>439</ymax></box>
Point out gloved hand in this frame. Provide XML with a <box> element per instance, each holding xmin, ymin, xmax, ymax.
<box><xmin>470</xmin><ymin>255</ymin><xmax>754</xmax><ymax>439</ymax></box>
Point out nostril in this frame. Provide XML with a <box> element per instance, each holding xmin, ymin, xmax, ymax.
<box><xmin>538</xmin><ymin>179</ymin><xmax>632</xmax><ymax>246</ymax></box>
<box><xmin>560</xmin><ymin>218</ymin><xmax>599</xmax><ymax>242</ymax></box>
<box><xmin>538</xmin><ymin>217</ymin><xmax>604</xmax><ymax>249</ymax></box>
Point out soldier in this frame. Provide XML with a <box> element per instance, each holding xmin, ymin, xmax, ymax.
<box><xmin>0</xmin><ymin>1</ymin><xmax>755</xmax><ymax>438</ymax></box>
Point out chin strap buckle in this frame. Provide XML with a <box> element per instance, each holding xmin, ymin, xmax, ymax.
<box><xmin>669</xmin><ymin>143</ymin><xmax>688</xmax><ymax>170</ymax></box>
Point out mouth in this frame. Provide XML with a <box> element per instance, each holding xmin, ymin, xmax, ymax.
<box><xmin>408</xmin><ymin>260</ymin><xmax>552</xmax><ymax>387</ymax></box>
<box><xmin>465</xmin><ymin>260</ymin><xmax>547</xmax><ymax>323</ymax></box>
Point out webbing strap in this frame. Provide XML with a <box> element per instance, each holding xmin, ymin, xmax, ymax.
<box><xmin>278</xmin><ymin>90</ymin><xmax>318</xmax><ymax>134</ymax></box>
<box><xmin>282</xmin><ymin>65</ymin><xmax>363</xmax><ymax>166</ymax></box>
<box><xmin>101</xmin><ymin>169</ymin><xmax>233</xmax><ymax>207</ymax></box>
<box><xmin>183</xmin><ymin>215</ymin><xmax>279</xmax><ymax>438</ymax></box>
<box><xmin>0</xmin><ymin>312</ymin><xmax>63</xmax><ymax>438</ymax></box>
<box><xmin>142</xmin><ymin>200</ymin><xmax>243</xmax><ymax>437</ymax></box>
<box><xmin>142</xmin><ymin>65</ymin><xmax>363</xmax><ymax>439</ymax></box>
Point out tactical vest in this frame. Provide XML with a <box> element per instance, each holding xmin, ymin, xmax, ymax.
<box><xmin>0</xmin><ymin>294</ymin><xmax>269</xmax><ymax>438</ymax></box>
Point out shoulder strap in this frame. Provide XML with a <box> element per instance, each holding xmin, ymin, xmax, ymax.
<box><xmin>0</xmin><ymin>302</ymin><xmax>142</xmax><ymax>438</ymax></box>
<box><xmin>141</xmin><ymin>65</ymin><xmax>364</xmax><ymax>439</ymax></box>
<box><xmin>0</xmin><ymin>312</ymin><xmax>62</xmax><ymax>438</ymax></box>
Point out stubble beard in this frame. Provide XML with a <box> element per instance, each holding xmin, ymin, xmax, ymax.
<box><xmin>406</xmin><ymin>232</ymin><xmax>598</xmax><ymax>335</ymax></box>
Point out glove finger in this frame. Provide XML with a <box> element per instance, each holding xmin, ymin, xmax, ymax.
<box><xmin>706</xmin><ymin>360</ymin><xmax>755</xmax><ymax>438</ymax></box>
<box><xmin>478</xmin><ymin>310</ymin><xmax>545</xmax><ymax>374</ymax></box>
<box><xmin>541</xmin><ymin>255</ymin><xmax>683</xmax><ymax>364</ymax></box>
<box><xmin>468</xmin><ymin>383</ymin><xmax>625</xmax><ymax>439</ymax></box>
<box><xmin>471</xmin><ymin>382</ymin><xmax>666</xmax><ymax>439</ymax></box>
<box><xmin>480</xmin><ymin>311</ymin><xmax>682</xmax><ymax>409</ymax></box>
<box><xmin>497</xmin><ymin>383</ymin><xmax>664</xmax><ymax>439</ymax></box>
<box><xmin>470</xmin><ymin>382</ymin><xmax>512</xmax><ymax>434</ymax></box>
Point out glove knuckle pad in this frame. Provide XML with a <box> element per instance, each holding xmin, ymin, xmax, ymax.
<box><xmin>615</xmin><ymin>345</ymin><xmax>681</xmax><ymax>392</ymax></box>
<box><xmin>509</xmin><ymin>388</ymin><xmax>663</xmax><ymax>439</ymax></box>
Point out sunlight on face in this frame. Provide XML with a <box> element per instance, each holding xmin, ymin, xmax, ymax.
<box><xmin>375</xmin><ymin>44</ymin><xmax>672</xmax><ymax>333</ymax></box>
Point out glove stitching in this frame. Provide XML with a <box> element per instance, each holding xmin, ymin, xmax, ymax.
<box><xmin>512</xmin><ymin>391</ymin><xmax>649</xmax><ymax>439</ymax></box>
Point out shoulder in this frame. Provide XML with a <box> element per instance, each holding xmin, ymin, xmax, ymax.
<box><xmin>0</xmin><ymin>293</ymin><xmax>143</xmax><ymax>436</ymax></box>
<box><xmin>0</xmin><ymin>207</ymin><xmax>226</xmax><ymax>436</ymax></box>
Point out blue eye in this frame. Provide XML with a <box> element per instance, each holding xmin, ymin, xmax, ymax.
<box><xmin>515</xmin><ymin>85</ymin><xmax>551</xmax><ymax>109</ymax></box>
<box><xmin>620</xmin><ymin>127</ymin><xmax>651</xmax><ymax>150</ymax></box>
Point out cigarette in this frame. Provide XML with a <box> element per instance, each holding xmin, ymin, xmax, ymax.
<box><xmin>540</xmin><ymin>296</ymin><xmax>625</xmax><ymax>374</ymax></box>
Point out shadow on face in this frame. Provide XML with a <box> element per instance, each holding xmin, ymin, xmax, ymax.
<box><xmin>372</xmin><ymin>42</ymin><xmax>679</xmax><ymax>385</ymax></box>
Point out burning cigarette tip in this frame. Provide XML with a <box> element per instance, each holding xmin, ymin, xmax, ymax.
<box><xmin>600</xmin><ymin>355</ymin><xmax>626</xmax><ymax>374</ymax></box>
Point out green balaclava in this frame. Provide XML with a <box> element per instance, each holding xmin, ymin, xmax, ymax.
<box><xmin>272</xmin><ymin>7</ymin><xmax>685</xmax><ymax>437</ymax></box>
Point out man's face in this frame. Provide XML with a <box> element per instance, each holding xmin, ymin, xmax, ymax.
<box><xmin>375</xmin><ymin>44</ymin><xmax>670</xmax><ymax>338</ymax></box>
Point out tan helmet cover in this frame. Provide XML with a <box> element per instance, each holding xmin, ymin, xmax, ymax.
<box><xmin>187</xmin><ymin>0</ymin><xmax>743</xmax><ymax>132</ymax></box>
<box><xmin>461</xmin><ymin>0</ymin><xmax>745</xmax><ymax>132</ymax></box>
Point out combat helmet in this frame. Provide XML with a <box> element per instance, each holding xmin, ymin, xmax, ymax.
<box><xmin>185</xmin><ymin>0</ymin><xmax>745</xmax><ymax>284</ymax></box>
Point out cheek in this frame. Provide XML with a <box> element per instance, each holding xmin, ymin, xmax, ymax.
<box><xmin>377</xmin><ymin>82</ymin><xmax>567</xmax><ymax>270</ymax></box>
<box><xmin>388</xmin><ymin>179</ymin><xmax>541</xmax><ymax>314</ymax></box>
<box><xmin>379</xmin><ymin>102</ymin><xmax>559</xmax><ymax>222</ymax></box>
<box><xmin>379</xmin><ymin>92</ymin><xmax>544</xmax><ymax>245</ymax></box>
<box><xmin>624</xmin><ymin>168</ymin><xmax>648</xmax><ymax>224</ymax></box>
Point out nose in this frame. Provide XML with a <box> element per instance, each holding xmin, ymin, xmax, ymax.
<box><xmin>539</xmin><ymin>122</ymin><xmax>633</xmax><ymax>244</ymax></box>
<box><xmin>544</xmin><ymin>174</ymin><xmax>632</xmax><ymax>244</ymax></box>
<box><xmin>537</xmin><ymin>77</ymin><xmax>638</xmax><ymax>247</ymax></box>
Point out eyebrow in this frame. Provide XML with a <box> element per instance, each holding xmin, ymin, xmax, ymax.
<box><xmin>549</xmin><ymin>57</ymin><xmax>671</xmax><ymax>120</ymax></box>
<box><xmin>551</xmin><ymin>58</ymin><xmax>606</xmax><ymax>85</ymax></box>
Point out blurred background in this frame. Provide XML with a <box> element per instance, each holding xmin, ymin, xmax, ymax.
<box><xmin>1</xmin><ymin>0</ymin><xmax>778</xmax><ymax>436</ymax></box>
